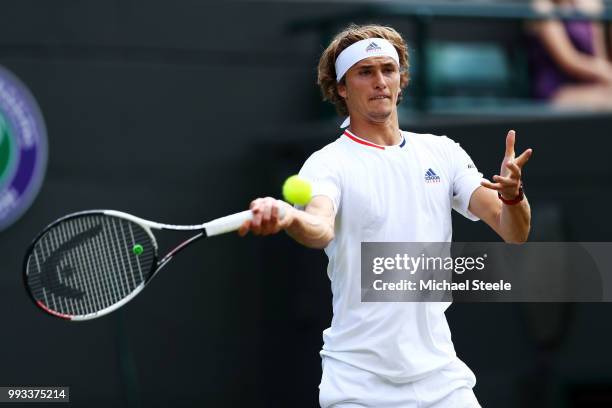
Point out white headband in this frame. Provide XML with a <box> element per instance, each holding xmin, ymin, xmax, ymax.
<box><xmin>334</xmin><ymin>38</ymin><xmax>399</xmax><ymax>82</ymax></box>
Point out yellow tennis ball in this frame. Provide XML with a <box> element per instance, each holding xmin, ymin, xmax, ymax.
<box><xmin>282</xmin><ymin>175</ymin><xmax>312</xmax><ymax>205</ymax></box>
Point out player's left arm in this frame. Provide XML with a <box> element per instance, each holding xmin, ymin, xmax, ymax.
<box><xmin>468</xmin><ymin>130</ymin><xmax>533</xmax><ymax>243</ymax></box>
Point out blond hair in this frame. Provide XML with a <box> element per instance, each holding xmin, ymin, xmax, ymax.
<box><xmin>317</xmin><ymin>24</ymin><xmax>410</xmax><ymax>116</ymax></box>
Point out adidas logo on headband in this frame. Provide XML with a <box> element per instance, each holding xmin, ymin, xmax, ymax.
<box><xmin>365</xmin><ymin>42</ymin><xmax>382</xmax><ymax>52</ymax></box>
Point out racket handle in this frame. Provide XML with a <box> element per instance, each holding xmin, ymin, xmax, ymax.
<box><xmin>204</xmin><ymin>200</ymin><xmax>287</xmax><ymax>237</ymax></box>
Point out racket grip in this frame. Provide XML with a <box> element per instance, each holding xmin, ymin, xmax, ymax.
<box><xmin>204</xmin><ymin>200</ymin><xmax>287</xmax><ymax>237</ymax></box>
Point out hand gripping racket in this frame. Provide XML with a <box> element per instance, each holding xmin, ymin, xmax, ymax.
<box><xmin>23</xmin><ymin>205</ymin><xmax>284</xmax><ymax>321</ymax></box>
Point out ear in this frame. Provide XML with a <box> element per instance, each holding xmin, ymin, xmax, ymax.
<box><xmin>337</xmin><ymin>82</ymin><xmax>347</xmax><ymax>99</ymax></box>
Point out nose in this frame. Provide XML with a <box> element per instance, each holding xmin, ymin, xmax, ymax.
<box><xmin>373</xmin><ymin>69</ymin><xmax>387</xmax><ymax>89</ymax></box>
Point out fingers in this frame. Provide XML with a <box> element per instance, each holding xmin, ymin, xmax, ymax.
<box><xmin>481</xmin><ymin>175</ymin><xmax>521</xmax><ymax>199</ymax></box>
<box><xmin>240</xmin><ymin>197</ymin><xmax>282</xmax><ymax>236</ymax></box>
<box><xmin>481</xmin><ymin>179</ymin><xmax>503</xmax><ymax>191</ymax></box>
<box><xmin>491</xmin><ymin>130</ymin><xmax>531</xmax><ymax>199</ymax></box>
<box><xmin>238</xmin><ymin>220</ymin><xmax>251</xmax><ymax>237</ymax></box>
<box><xmin>504</xmin><ymin>129</ymin><xmax>532</xmax><ymax>168</ymax></box>
<box><xmin>505</xmin><ymin>130</ymin><xmax>516</xmax><ymax>158</ymax></box>
<box><xmin>262</xmin><ymin>201</ymin><xmax>272</xmax><ymax>225</ymax></box>
<box><xmin>271</xmin><ymin>203</ymin><xmax>279</xmax><ymax>223</ymax></box>
<box><xmin>514</xmin><ymin>148</ymin><xmax>533</xmax><ymax>168</ymax></box>
<box><xmin>504</xmin><ymin>161</ymin><xmax>521</xmax><ymax>179</ymax></box>
<box><xmin>249</xmin><ymin>199</ymin><xmax>262</xmax><ymax>233</ymax></box>
<box><xmin>493</xmin><ymin>175</ymin><xmax>517</xmax><ymax>186</ymax></box>
<box><xmin>482</xmin><ymin>174</ymin><xmax>519</xmax><ymax>188</ymax></box>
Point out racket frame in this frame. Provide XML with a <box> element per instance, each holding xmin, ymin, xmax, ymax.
<box><xmin>24</xmin><ymin>204</ymin><xmax>274</xmax><ymax>321</ymax></box>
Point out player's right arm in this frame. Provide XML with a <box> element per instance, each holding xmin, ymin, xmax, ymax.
<box><xmin>238</xmin><ymin>195</ymin><xmax>335</xmax><ymax>249</ymax></box>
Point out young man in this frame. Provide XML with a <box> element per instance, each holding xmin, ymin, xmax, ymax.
<box><xmin>239</xmin><ymin>24</ymin><xmax>532</xmax><ymax>407</ymax></box>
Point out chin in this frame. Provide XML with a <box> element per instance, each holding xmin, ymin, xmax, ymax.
<box><xmin>368</xmin><ymin>111</ymin><xmax>393</xmax><ymax>122</ymax></box>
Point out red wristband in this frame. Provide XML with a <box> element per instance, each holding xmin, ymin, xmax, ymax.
<box><xmin>498</xmin><ymin>183</ymin><xmax>524</xmax><ymax>205</ymax></box>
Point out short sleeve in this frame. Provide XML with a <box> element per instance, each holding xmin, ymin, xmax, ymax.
<box><xmin>297</xmin><ymin>150</ymin><xmax>341</xmax><ymax>214</ymax></box>
<box><xmin>444</xmin><ymin>137</ymin><xmax>483</xmax><ymax>221</ymax></box>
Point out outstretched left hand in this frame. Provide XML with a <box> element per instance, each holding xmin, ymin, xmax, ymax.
<box><xmin>480</xmin><ymin>130</ymin><xmax>533</xmax><ymax>200</ymax></box>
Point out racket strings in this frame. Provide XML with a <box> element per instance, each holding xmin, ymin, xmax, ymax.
<box><xmin>41</xmin><ymin>216</ymin><xmax>153</xmax><ymax>316</ymax></box>
<box><xmin>32</xmin><ymin>217</ymin><xmax>120</xmax><ymax>315</ymax></box>
<box><xmin>56</xmin><ymin>218</ymin><xmax>139</xmax><ymax>315</ymax></box>
<box><xmin>26</xmin><ymin>214</ymin><xmax>156</xmax><ymax>318</ymax></box>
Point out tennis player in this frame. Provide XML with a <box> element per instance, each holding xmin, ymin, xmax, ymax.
<box><xmin>239</xmin><ymin>24</ymin><xmax>532</xmax><ymax>408</ymax></box>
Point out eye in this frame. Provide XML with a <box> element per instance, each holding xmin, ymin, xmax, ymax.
<box><xmin>360</xmin><ymin>69</ymin><xmax>371</xmax><ymax>76</ymax></box>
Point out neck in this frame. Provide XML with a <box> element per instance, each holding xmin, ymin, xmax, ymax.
<box><xmin>347</xmin><ymin>111</ymin><xmax>401</xmax><ymax>146</ymax></box>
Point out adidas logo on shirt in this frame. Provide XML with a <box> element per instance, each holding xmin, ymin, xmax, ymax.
<box><xmin>365</xmin><ymin>41</ymin><xmax>382</xmax><ymax>52</ymax></box>
<box><xmin>424</xmin><ymin>168</ymin><xmax>441</xmax><ymax>183</ymax></box>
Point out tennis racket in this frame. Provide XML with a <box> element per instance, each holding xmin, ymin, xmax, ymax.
<box><xmin>23</xmin><ymin>205</ymin><xmax>284</xmax><ymax>321</ymax></box>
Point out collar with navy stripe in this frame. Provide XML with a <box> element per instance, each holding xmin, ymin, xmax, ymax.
<box><xmin>343</xmin><ymin>129</ymin><xmax>406</xmax><ymax>150</ymax></box>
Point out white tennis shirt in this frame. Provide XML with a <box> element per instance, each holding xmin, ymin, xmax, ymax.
<box><xmin>298</xmin><ymin>129</ymin><xmax>483</xmax><ymax>382</ymax></box>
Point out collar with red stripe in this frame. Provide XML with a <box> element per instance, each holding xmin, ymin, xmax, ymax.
<box><xmin>343</xmin><ymin>129</ymin><xmax>406</xmax><ymax>150</ymax></box>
